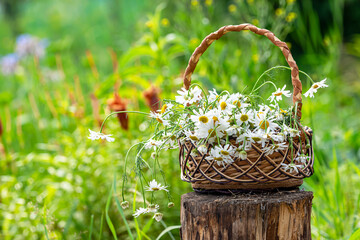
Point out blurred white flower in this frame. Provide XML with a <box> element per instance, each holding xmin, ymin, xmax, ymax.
<box><xmin>145</xmin><ymin>179</ymin><xmax>168</xmax><ymax>192</ymax></box>
<box><xmin>304</xmin><ymin>78</ymin><xmax>328</xmax><ymax>98</ymax></box>
<box><xmin>0</xmin><ymin>54</ymin><xmax>19</xmax><ymax>75</ymax></box>
<box><xmin>295</xmin><ymin>153</ymin><xmax>310</xmax><ymax>164</ymax></box>
<box><xmin>88</xmin><ymin>129</ymin><xmax>115</xmax><ymax>142</ymax></box>
<box><xmin>15</xmin><ymin>34</ymin><xmax>47</xmax><ymax>58</ymax></box>
<box><xmin>144</xmin><ymin>139</ymin><xmax>164</xmax><ymax>150</ymax></box>
<box><xmin>133</xmin><ymin>207</ymin><xmax>148</xmax><ymax>218</ymax></box>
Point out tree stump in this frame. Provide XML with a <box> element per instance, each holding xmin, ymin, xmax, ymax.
<box><xmin>180</xmin><ymin>190</ymin><xmax>313</xmax><ymax>240</ymax></box>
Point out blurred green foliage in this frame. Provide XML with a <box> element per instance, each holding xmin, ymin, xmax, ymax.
<box><xmin>0</xmin><ymin>0</ymin><xmax>360</xmax><ymax>239</ymax></box>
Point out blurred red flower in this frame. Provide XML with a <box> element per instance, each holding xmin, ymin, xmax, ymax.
<box><xmin>143</xmin><ymin>85</ymin><xmax>160</xmax><ymax>112</ymax></box>
<box><xmin>107</xmin><ymin>93</ymin><xmax>129</xmax><ymax>130</ymax></box>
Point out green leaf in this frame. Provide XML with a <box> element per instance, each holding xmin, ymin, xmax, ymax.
<box><xmin>155</xmin><ymin>225</ymin><xmax>181</xmax><ymax>240</ymax></box>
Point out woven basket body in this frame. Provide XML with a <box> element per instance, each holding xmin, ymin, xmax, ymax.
<box><xmin>178</xmin><ymin>24</ymin><xmax>314</xmax><ymax>191</ymax></box>
<box><xmin>179</xmin><ymin>135</ymin><xmax>314</xmax><ymax>191</ymax></box>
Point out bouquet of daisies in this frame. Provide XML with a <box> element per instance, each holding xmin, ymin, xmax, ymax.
<box><xmin>88</xmin><ymin>72</ymin><xmax>327</xmax><ymax>221</ymax></box>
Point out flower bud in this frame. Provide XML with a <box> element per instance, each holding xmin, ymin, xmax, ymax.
<box><xmin>121</xmin><ymin>201</ymin><xmax>129</xmax><ymax>209</ymax></box>
<box><xmin>153</xmin><ymin>212</ymin><xmax>163</xmax><ymax>222</ymax></box>
<box><xmin>168</xmin><ymin>202</ymin><xmax>174</xmax><ymax>208</ymax></box>
<box><xmin>306</xmin><ymin>144</ymin><xmax>311</xmax><ymax>149</ymax></box>
<box><xmin>151</xmin><ymin>152</ymin><xmax>157</xmax><ymax>159</ymax></box>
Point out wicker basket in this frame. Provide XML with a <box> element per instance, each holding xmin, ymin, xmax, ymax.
<box><xmin>178</xmin><ymin>24</ymin><xmax>314</xmax><ymax>191</ymax></box>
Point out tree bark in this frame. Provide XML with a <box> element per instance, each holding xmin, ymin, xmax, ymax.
<box><xmin>180</xmin><ymin>190</ymin><xmax>313</xmax><ymax>240</ymax></box>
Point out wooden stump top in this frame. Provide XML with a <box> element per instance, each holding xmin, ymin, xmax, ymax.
<box><xmin>180</xmin><ymin>190</ymin><xmax>313</xmax><ymax>240</ymax></box>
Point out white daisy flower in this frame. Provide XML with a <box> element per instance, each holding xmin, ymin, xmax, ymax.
<box><xmin>133</xmin><ymin>207</ymin><xmax>149</xmax><ymax>218</ymax></box>
<box><xmin>205</xmin><ymin>145</ymin><xmax>234</xmax><ymax>167</ymax></box>
<box><xmin>245</xmin><ymin>130</ymin><xmax>268</xmax><ymax>148</ymax></box>
<box><xmin>88</xmin><ymin>129</ymin><xmax>115</xmax><ymax>142</ymax></box>
<box><xmin>208</xmin><ymin>88</ymin><xmax>219</xmax><ymax>103</ymax></box>
<box><xmin>147</xmin><ymin>204</ymin><xmax>160</xmax><ymax>213</ymax></box>
<box><xmin>190</xmin><ymin>109</ymin><xmax>211</xmax><ymax>125</ymax></box>
<box><xmin>149</xmin><ymin>111</ymin><xmax>170</xmax><ymax>126</ymax></box>
<box><xmin>254</xmin><ymin>112</ymin><xmax>279</xmax><ymax>133</ymax></box>
<box><xmin>145</xmin><ymin>179</ymin><xmax>169</xmax><ymax>192</ymax></box>
<box><xmin>157</xmin><ymin>103</ymin><xmax>174</xmax><ymax>114</ymax></box>
<box><xmin>197</xmin><ymin>144</ymin><xmax>208</xmax><ymax>155</ymax></box>
<box><xmin>280</xmin><ymin>163</ymin><xmax>303</xmax><ymax>174</ymax></box>
<box><xmin>144</xmin><ymin>139</ymin><xmax>164</xmax><ymax>150</ymax></box>
<box><xmin>282</xmin><ymin>125</ymin><xmax>300</xmax><ymax>138</ymax></box>
<box><xmin>217</xmin><ymin>96</ymin><xmax>235</xmax><ymax>115</ymax></box>
<box><xmin>304</xmin><ymin>78</ymin><xmax>328</xmax><ymax>98</ymax></box>
<box><xmin>175</xmin><ymin>86</ymin><xmax>202</xmax><ymax>105</ymax></box>
<box><xmin>268</xmin><ymin>85</ymin><xmax>291</xmax><ymax>102</ymax></box>
<box><xmin>262</xmin><ymin>142</ymin><xmax>288</xmax><ymax>156</ymax></box>
<box><xmin>184</xmin><ymin>130</ymin><xmax>201</xmax><ymax>142</ymax></box>
<box><xmin>235</xmin><ymin>109</ymin><xmax>254</xmax><ymax>126</ymax></box>
<box><xmin>295</xmin><ymin>153</ymin><xmax>310</xmax><ymax>164</ymax></box>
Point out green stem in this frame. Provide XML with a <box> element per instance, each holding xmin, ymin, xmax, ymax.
<box><xmin>100</xmin><ymin>111</ymin><xmax>150</xmax><ymax>133</ymax></box>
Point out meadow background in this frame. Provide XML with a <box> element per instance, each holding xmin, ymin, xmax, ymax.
<box><xmin>1</xmin><ymin>0</ymin><xmax>360</xmax><ymax>239</ymax></box>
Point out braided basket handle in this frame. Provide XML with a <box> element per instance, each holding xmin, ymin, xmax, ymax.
<box><xmin>183</xmin><ymin>24</ymin><xmax>302</xmax><ymax>120</ymax></box>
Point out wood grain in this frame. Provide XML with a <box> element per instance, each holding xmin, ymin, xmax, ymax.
<box><xmin>180</xmin><ymin>190</ymin><xmax>313</xmax><ymax>240</ymax></box>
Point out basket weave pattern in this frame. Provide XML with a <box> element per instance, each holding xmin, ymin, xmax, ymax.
<box><xmin>179</xmin><ymin>136</ymin><xmax>314</xmax><ymax>190</ymax></box>
<box><xmin>178</xmin><ymin>24</ymin><xmax>314</xmax><ymax>190</ymax></box>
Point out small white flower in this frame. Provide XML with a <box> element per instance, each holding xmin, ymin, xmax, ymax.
<box><xmin>133</xmin><ymin>207</ymin><xmax>148</xmax><ymax>218</ymax></box>
<box><xmin>121</xmin><ymin>201</ymin><xmax>129</xmax><ymax>209</ymax></box>
<box><xmin>190</xmin><ymin>109</ymin><xmax>211</xmax><ymax>125</ymax></box>
<box><xmin>262</xmin><ymin>142</ymin><xmax>287</xmax><ymax>156</ymax></box>
<box><xmin>218</xmin><ymin>96</ymin><xmax>235</xmax><ymax>115</ymax></box>
<box><xmin>234</xmin><ymin>148</ymin><xmax>247</xmax><ymax>160</ymax></box>
<box><xmin>205</xmin><ymin>144</ymin><xmax>235</xmax><ymax>167</ymax></box>
<box><xmin>88</xmin><ymin>129</ymin><xmax>115</xmax><ymax>142</ymax></box>
<box><xmin>175</xmin><ymin>86</ymin><xmax>202</xmax><ymax>105</ymax></box>
<box><xmin>153</xmin><ymin>213</ymin><xmax>163</xmax><ymax>222</ymax></box>
<box><xmin>208</xmin><ymin>88</ymin><xmax>219</xmax><ymax>103</ymax></box>
<box><xmin>235</xmin><ymin>109</ymin><xmax>254</xmax><ymax>126</ymax></box>
<box><xmin>144</xmin><ymin>139</ymin><xmax>164</xmax><ymax>150</ymax></box>
<box><xmin>149</xmin><ymin>111</ymin><xmax>169</xmax><ymax>126</ymax></box>
<box><xmin>280</xmin><ymin>163</ymin><xmax>303</xmax><ymax>174</ymax></box>
<box><xmin>295</xmin><ymin>153</ymin><xmax>310</xmax><ymax>164</ymax></box>
<box><xmin>197</xmin><ymin>145</ymin><xmax>208</xmax><ymax>155</ymax></box>
<box><xmin>145</xmin><ymin>179</ymin><xmax>169</xmax><ymax>192</ymax></box>
<box><xmin>254</xmin><ymin>111</ymin><xmax>278</xmax><ymax>133</ymax></box>
<box><xmin>282</xmin><ymin>125</ymin><xmax>300</xmax><ymax>138</ymax></box>
<box><xmin>268</xmin><ymin>85</ymin><xmax>291</xmax><ymax>102</ymax></box>
<box><xmin>245</xmin><ymin>130</ymin><xmax>268</xmax><ymax>148</ymax></box>
<box><xmin>304</xmin><ymin>78</ymin><xmax>328</xmax><ymax>98</ymax></box>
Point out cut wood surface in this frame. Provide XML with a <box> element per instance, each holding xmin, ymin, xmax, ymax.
<box><xmin>180</xmin><ymin>190</ymin><xmax>313</xmax><ymax>240</ymax></box>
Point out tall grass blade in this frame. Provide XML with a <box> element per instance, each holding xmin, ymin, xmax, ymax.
<box><xmin>105</xmin><ymin>185</ymin><xmax>118</xmax><ymax>240</ymax></box>
<box><xmin>155</xmin><ymin>225</ymin><xmax>181</xmax><ymax>240</ymax></box>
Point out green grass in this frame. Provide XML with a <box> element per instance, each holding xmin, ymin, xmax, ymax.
<box><xmin>0</xmin><ymin>0</ymin><xmax>359</xmax><ymax>239</ymax></box>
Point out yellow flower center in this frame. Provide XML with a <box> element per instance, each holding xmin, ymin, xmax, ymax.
<box><xmin>313</xmin><ymin>84</ymin><xmax>319</xmax><ymax>89</ymax></box>
<box><xmin>220</xmin><ymin>101</ymin><xmax>227</xmax><ymax>110</ymax></box>
<box><xmin>152</xmin><ymin>187</ymin><xmax>160</xmax><ymax>191</ymax></box>
<box><xmin>233</xmin><ymin>100</ymin><xmax>241</xmax><ymax>108</ymax></box>
<box><xmin>212</xmin><ymin>116</ymin><xmax>218</xmax><ymax>123</ymax></box>
<box><xmin>214</xmin><ymin>157</ymin><xmax>224</xmax><ymax>161</ymax></box>
<box><xmin>189</xmin><ymin>135</ymin><xmax>199</xmax><ymax>141</ymax></box>
<box><xmin>240</xmin><ymin>114</ymin><xmax>249</xmax><ymax>122</ymax></box>
<box><xmin>252</xmin><ymin>137</ymin><xmax>261</xmax><ymax>141</ymax></box>
<box><xmin>280</xmin><ymin>108</ymin><xmax>287</xmax><ymax>114</ymax></box>
<box><xmin>156</xmin><ymin>118</ymin><xmax>163</xmax><ymax>123</ymax></box>
<box><xmin>160</xmin><ymin>104</ymin><xmax>167</xmax><ymax>114</ymax></box>
<box><xmin>208</xmin><ymin>129</ymin><xmax>216</xmax><ymax>138</ymax></box>
<box><xmin>259</xmin><ymin>120</ymin><xmax>270</xmax><ymax>130</ymax></box>
<box><xmin>199</xmin><ymin>116</ymin><xmax>209</xmax><ymax>123</ymax></box>
<box><xmin>274</xmin><ymin>92</ymin><xmax>283</xmax><ymax>96</ymax></box>
<box><xmin>221</xmin><ymin>150</ymin><xmax>230</xmax><ymax>156</ymax></box>
<box><xmin>257</xmin><ymin>112</ymin><xmax>264</xmax><ymax>118</ymax></box>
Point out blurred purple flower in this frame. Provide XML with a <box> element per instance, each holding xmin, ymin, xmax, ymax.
<box><xmin>15</xmin><ymin>34</ymin><xmax>48</xmax><ymax>58</ymax></box>
<box><xmin>0</xmin><ymin>54</ymin><xmax>19</xmax><ymax>75</ymax></box>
